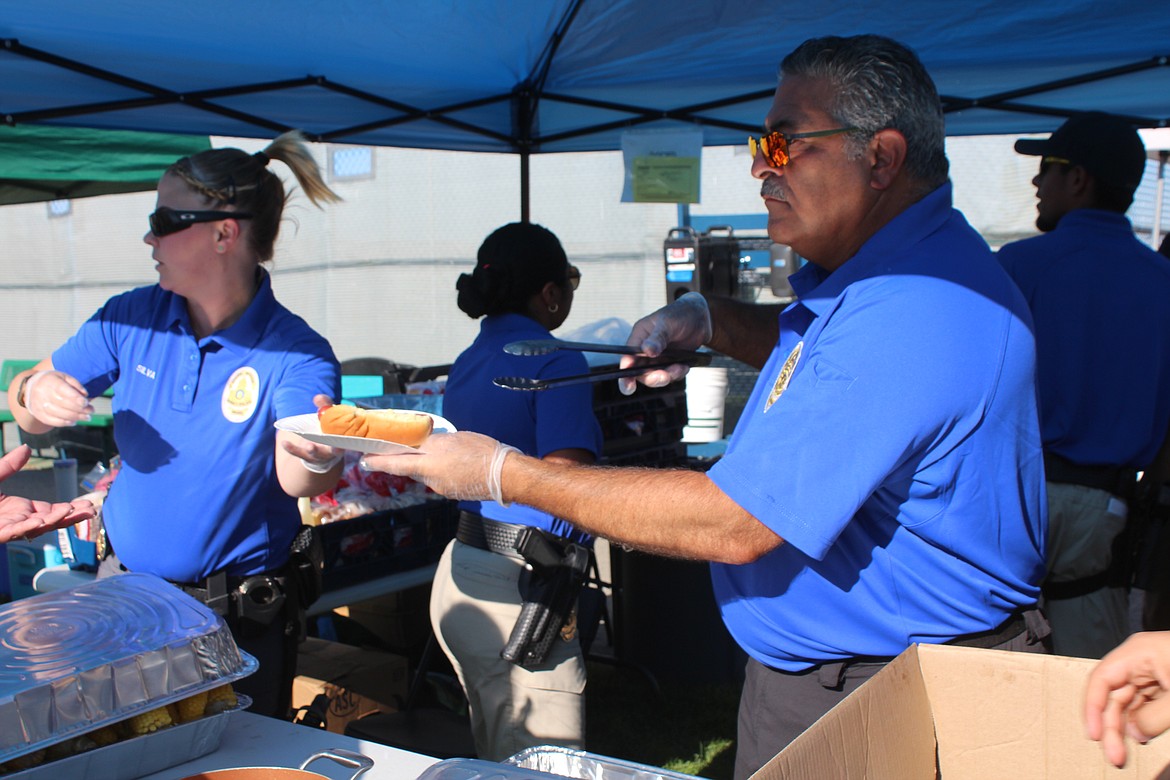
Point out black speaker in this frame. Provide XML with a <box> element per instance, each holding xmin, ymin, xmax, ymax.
<box><xmin>663</xmin><ymin>226</ymin><xmax>739</xmax><ymax>302</ymax></box>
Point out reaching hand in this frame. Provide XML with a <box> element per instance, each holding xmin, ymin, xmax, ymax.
<box><xmin>619</xmin><ymin>292</ymin><xmax>712</xmax><ymax>394</ymax></box>
<box><xmin>281</xmin><ymin>394</ymin><xmax>343</xmax><ymax>472</ymax></box>
<box><xmin>1084</xmin><ymin>631</ymin><xmax>1170</xmax><ymax>767</ymax></box>
<box><xmin>22</xmin><ymin>370</ymin><xmax>96</xmax><ymax>427</ymax></box>
<box><xmin>360</xmin><ymin>431</ymin><xmax>518</xmax><ymax>503</ymax></box>
<box><xmin>0</xmin><ymin>445</ymin><xmax>96</xmax><ymax>543</ymax></box>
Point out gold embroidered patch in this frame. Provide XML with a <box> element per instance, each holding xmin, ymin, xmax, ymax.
<box><xmin>221</xmin><ymin>367</ymin><xmax>260</xmax><ymax>423</ymax></box>
<box><xmin>765</xmin><ymin>341</ymin><xmax>802</xmax><ymax>412</ymax></box>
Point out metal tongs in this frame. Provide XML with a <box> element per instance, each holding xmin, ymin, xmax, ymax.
<box><xmin>493</xmin><ymin>339</ymin><xmax>711</xmax><ymax>391</ymax></box>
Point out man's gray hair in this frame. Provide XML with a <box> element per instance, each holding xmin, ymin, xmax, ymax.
<box><xmin>781</xmin><ymin>35</ymin><xmax>949</xmax><ymax>188</ymax></box>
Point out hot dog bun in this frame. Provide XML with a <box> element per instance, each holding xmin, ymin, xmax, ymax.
<box><xmin>318</xmin><ymin>405</ymin><xmax>434</xmax><ymax>447</ymax></box>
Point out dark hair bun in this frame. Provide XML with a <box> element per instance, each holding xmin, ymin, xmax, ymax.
<box><xmin>457</xmin><ymin>222</ymin><xmax>568</xmax><ymax>318</ymax></box>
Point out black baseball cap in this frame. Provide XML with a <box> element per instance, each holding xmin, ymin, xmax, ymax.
<box><xmin>1015</xmin><ymin>112</ymin><xmax>1147</xmax><ymax>193</ymax></box>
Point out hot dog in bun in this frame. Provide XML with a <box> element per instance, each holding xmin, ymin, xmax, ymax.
<box><xmin>318</xmin><ymin>405</ymin><xmax>434</xmax><ymax>447</ymax></box>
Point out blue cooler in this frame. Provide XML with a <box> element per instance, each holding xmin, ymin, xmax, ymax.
<box><xmin>57</xmin><ymin>526</ymin><xmax>98</xmax><ymax>571</ymax></box>
<box><xmin>6</xmin><ymin>540</ymin><xmax>54</xmax><ymax>600</ymax></box>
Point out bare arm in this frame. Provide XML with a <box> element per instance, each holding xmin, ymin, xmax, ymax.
<box><xmin>364</xmin><ymin>431</ymin><xmax>781</xmax><ymax>564</ymax></box>
<box><xmin>506</xmin><ymin>456</ymin><xmax>779</xmax><ymax>563</ymax></box>
<box><xmin>705</xmin><ymin>296</ymin><xmax>784</xmax><ymax>370</ymax></box>
<box><xmin>274</xmin><ymin>394</ymin><xmax>343</xmax><ymax>497</ymax></box>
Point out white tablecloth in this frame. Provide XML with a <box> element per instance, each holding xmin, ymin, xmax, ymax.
<box><xmin>139</xmin><ymin>711</ymin><xmax>441</xmax><ymax>780</ymax></box>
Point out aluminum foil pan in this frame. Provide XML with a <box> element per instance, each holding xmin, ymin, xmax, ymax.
<box><xmin>0</xmin><ymin>572</ymin><xmax>258</xmax><ymax>764</ymax></box>
<box><xmin>504</xmin><ymin>746</ymin><xmax>701</xmax><ymax>780</ymax></box>
<box><xmin>8</xmin><ymin>694</ymin><xmax>251</xmax><ymax>780</ymax></box>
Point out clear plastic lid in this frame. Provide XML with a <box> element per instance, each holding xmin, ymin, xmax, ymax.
<box><xmin>0</xmin><ymin>572</ymin><xmax>258</xmax><ymax>762</ymax></box>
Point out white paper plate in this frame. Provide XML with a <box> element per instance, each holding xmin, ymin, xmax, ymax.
<box><xmin>274</xmin><ymin>410</ymin><xmax>455</xmax><ymax>455</ymax></box>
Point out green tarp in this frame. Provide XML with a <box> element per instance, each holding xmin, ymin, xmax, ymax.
<box><xmin>0</xmin><ymin>125</ymin><xmax>211</xmax><ymax>205</ymax></box>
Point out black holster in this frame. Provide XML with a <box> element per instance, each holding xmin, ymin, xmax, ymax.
<box><xmin>288</xmin><ymin>524</ymin><xmax>324</xmax><ymax>610</ymax></box>
<box><xmin>501</xmin><ymin>526</ymin><xmax>591</xmax><ymax>669</ymax></box>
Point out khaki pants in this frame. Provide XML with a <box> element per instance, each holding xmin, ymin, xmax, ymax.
<box><xmin>1044</xmin><ymin>482</ymin><xmax>1131</xmax><ymax>659</ymax></box>
<box><xmin>430</xmin><ymin>539</ymin><xmax>586</xmax><ymax>761</ymax></box>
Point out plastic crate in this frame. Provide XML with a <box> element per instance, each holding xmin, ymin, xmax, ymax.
<box><xmin>592</xmin><ymin>373</ymin><xmax>687</xmax><ymax>467</ymax></box>
<box><xmin>318</xmin><ymin>498</ymin><xmax>459</xmax><ymax>592</ymax></box>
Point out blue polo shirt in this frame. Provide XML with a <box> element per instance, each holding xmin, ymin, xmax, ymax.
<box><xmin>997</xmin><ymin>209</ymin><xmax>1170</xmax><ymax>468</ymax></box>
<box><xmin>443</xmin><ymin>313</ymin><xmax>602</xmax><ymax>543</ymax></box>
<box><xmin>707</xmin><ymin>183</ymin><xmax>1047</xmax><ymax>671</ymax></box>
<box><xmin>53</xmin><ymin>271</ymin><xmax>340</xmax><ymax>582</ymax></box>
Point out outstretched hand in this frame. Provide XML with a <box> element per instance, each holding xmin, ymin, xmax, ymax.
<box><xmin>1085</xmin><ymin>631</ymin><xmax>1170</xmax><ymax>767</ymax></box>
<box><xmin>280</xmin><ymin>394</ymin><xmax>343</xmax><ymax>470</ymax></box>
<box><xmin>361</xmin><ymin>431</ymin><xmax>516</xmax><ymax>503</ymax></box>
<box><xmin>619</xmin><ymin>291</ymin><xmax>712</xmax><ymax>394</ymax></box>
<box><xmin>0</xmin><ymin>445</ymin><xmax>95</xmax><ymax>544</ymax></box>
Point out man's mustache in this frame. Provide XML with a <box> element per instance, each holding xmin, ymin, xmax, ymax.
<box><xmin>760</xmin><ymin>179</ymin><xmax>787</xmax><ymax>201</ymax></box>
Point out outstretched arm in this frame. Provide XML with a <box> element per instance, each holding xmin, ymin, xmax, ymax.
<box><xmin>0</xmin><ymin>445</ymin><xmax>95</xmax><ymax>543</ymax></box>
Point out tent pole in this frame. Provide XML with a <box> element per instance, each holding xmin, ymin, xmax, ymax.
<box><xmin>521</xmin><ymin>151</ymin><xmax>531</xmax><ymax>223</ymax></box>
<box><xmin>1154</xmin><ymin>151</ymin><xmax>1167</xmax><ymax>250</ymax></box>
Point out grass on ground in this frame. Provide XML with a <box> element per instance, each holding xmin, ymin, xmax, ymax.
<box><xmin>584</xmin><ymin>659</ymin><xmax>739</xmax><ymax>780</ymax></box>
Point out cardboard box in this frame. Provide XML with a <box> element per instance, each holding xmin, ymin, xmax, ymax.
<box><xmin>755</xmin><ymin>644</ymin><xmax>1170</xmax><ymax>779</ymax></box>
<box><xmin>292</xmin><ymin>637</ymin><xmax>409</xmax><ymax>734</ymax></box>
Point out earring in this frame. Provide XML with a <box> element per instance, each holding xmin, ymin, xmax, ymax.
<box><xmin>216</xmin><ymin>243</ymin><xmax>226</xmax><ymax>254</ymax></box>
<box><xmin>548</xmin><ymin>303</ymin><xmax>559</xmax><ymax>314</ymax></box>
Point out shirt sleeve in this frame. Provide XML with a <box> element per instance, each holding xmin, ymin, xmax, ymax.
<box><xmin>52</xmin><ymin>290</ymin><xmax>139</xmax><ymax>396</ymax></box>
<box><xmin>271</xmin><ymin>333</ymin><xmax>342</xmax><ymax>420</ymax></box>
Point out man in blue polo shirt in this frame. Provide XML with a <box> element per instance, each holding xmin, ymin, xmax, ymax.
<box><xmin>998</xmin><ymin>113</ymin><xmax>1170</xmax><ymax>659</ymax></box>
<box><xmin>365</xmin><ymin>34</ymin><xmax>1048</xmax><ymax>777</ymax></box>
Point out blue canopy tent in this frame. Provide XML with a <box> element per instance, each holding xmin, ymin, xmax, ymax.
<box><xmin>2</xmin><ymin>0</ymin><xmax>1168</xmax><ymax>219</ymax></box>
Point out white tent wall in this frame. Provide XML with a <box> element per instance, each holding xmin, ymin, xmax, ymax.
<box><xmin>1</xmin><ymin>135</ymin><xmax>1165</xmax><ymax>374</ymax></box>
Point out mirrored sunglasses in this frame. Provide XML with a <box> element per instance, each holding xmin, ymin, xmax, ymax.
<box><xmin>149</xmin><ymin>207</ymin><xmax>255</xmax><ymax>237</ymax></box>
<box><xmin>747</xmin><ymin>126</ymin><xmax>857</xmax><ymax>168</ymax></box>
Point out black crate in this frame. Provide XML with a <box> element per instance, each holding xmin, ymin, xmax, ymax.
<box><xmin>591</xmin><ymin>372</ymin><xmax>688</xmax><ymax>467</ymax></box>
<box><xmin>318</xmin><ymin>498</ymin><xmax>460</xmax><ymax>592</ymax></box>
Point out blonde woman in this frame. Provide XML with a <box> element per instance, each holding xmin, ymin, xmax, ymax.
<box><xmin>8</xmin><ymin>132</ymin><xmax>343</xmax><ymax>718</ymax></box>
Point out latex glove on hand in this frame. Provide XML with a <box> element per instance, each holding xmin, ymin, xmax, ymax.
<box><xmin>361</xmin><ymin>431</ymin><xmax>518</xmax><ymax>504</ymax></box>
<box><xmin>23</xmin><ymin>370</ymin><xmax>95</xmax><ymax>427</ymax></box>
<box><xmin>1084</xmin><ymin>631</ymin><xmax>1170</xmax><ymax>768</ymax></box>
<box><xmin>619</xmin><ymin>291</ymin><xmax>713</xmax><ymax>395</ymax></box>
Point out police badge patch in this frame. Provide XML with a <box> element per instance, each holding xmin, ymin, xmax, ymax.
<box><xmin>765</xmin><ymin>341</ymin><xmax>802</xmax><ymax>412</ymax></box>
<box><xmin>221</xmin><ymin>367</ymin><xmax>260</xmax><ymax>423</ymax></box>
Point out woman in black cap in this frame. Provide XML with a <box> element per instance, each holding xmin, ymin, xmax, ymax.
<box><xmin>432</xmin><ymin>222</ymin><xmax>601</xmax><ymax>760</ymax></box>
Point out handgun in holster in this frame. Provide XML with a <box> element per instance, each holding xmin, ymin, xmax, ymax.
<box><xmin>500</xmin><ymin>526</ymin><xmax>591</xmax><ymax>669</ymax></box>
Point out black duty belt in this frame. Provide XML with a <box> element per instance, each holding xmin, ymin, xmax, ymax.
<box><xmin>946</xmin><ymin>609</ymin><xmax>1027</xmax><ymax>650</ymax></box>
<box><xmin>456</xmin><ymin>511</ymin><xmax>529</xmax><ymax>559</ymax></box>
<box><xmin>456</xmin><ymin>511</ymin><xmax>578</xmax><ymax>561</ymax></box>
<box><xmin>1043</xmin><ymin>452</ymin><xmax>1137</xmax><ymax>498</ymax></box>
<box><xmin>173</xmin><ymin>567</ymin><xmax>289</xmax><ymax>625</ymax></box>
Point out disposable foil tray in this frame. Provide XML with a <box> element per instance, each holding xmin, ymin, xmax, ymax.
<box><xmin>0</xmin><ymin>572</ymin><xmax>258</xmax><ymax>766</ymax></box>
<box><xmin>505</xmin><ymin>746</ymin><xmax>701</xmax><ymax>780</ymax></box>
<box><xmin>9</xmin><ymin>694</ymin><xmax>251</xmax><ymax>780</ymax></box>
<box><xmin>415</xmin><ymin>749</ymin><xmax>701</xmax><ymax>780</ymax></box>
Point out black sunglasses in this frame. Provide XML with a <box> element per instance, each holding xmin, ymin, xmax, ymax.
<box><xmin>149</xmin><ymin>207</ymin><xmax>255</xmax><ymax>237</ymax></box>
